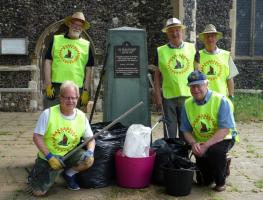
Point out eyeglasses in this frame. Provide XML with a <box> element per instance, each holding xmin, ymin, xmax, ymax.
<box><xmin>70</xmin><ymin>20</ymin><xmax>84</xmax><ymax>29</ymax></box>
<box><xmin>61</xmin><ymin>96</ymin><xmax>79</xmax><ymax>101</ymax></box>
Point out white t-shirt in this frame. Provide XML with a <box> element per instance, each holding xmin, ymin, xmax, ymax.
<box><xmin>34</xmin><ymin>108</ymin><xmax>93</xmax><ymax>139</ymax></box>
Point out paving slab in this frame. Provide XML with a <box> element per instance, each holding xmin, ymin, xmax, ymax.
<box><xmin>0</xmin><ymin>112</ymin><xmax>262</xmax><ymax>200</ymax></box>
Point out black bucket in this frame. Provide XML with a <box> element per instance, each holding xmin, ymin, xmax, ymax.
<box><xmin>162</xmin><ymin>164</ymin><xmax>194</xmax><ymax>196</ymax></box>
<box><xmin>151</xmin><ymin>138</ymin><xmax>191</xmax><ymax>185</ymax></box>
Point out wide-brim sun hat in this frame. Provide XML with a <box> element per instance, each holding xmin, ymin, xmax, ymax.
<box><xmin>162</xmin><ymin>18</ymin><xmax>186</xmax><ymax>33</ymax></box>
<box><xmin>64</xmin><ymin>11</ymin><xmax>90</xmax><ymax>30</ymax></box>
<box><xmin>198</xmin><ymin>24</ymin><xmax>222</xmax><ymax>42</ymax></box>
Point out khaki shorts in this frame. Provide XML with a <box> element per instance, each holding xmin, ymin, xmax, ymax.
<box><xmin>28</xmin><ymin>149</ymin><xmax>84</xmax><ymax>193</ymax></box>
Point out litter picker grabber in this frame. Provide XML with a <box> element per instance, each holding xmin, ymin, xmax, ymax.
<box><xmin>63</xmin><ymin>101</ymin><xmax>143</xmax><ymax>161</ymax></box>
<box><xmin>89</xmin><ymin>43</ymin><xmax>110</xmax><ymax>123</ymax></box>
<box><xmin>147</xmin><ymin>73</ymin><xmax>169</xmax><ymax>138</ymax></box>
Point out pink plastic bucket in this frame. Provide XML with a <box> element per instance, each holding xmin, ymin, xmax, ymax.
<box><xmin>115</xmin><ymin>149</ymin><xmax>156</xmax><ymax>188</ymax></box>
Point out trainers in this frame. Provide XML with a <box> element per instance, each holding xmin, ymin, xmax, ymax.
<box><xmin>226</xmin><ymin>157</ymin><xmax>231</xmax><ymax>177</ymax></box>
<box><xmin>63</xmin><ymin>173</ymin><xmax>80</xmax><ymax>191</ymax></box>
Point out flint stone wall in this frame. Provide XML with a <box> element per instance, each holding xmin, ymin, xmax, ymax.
<box><xmin>196</xmin><ymin>0</ymin><xmax>232</xmax><ymax>51</ymax></box>
<box><xmin>0</xmin><ymin>0</ymin><xmax>172</xmax><ymax>111</ymax></box>
<box><xmin>234</xmin><ymin>60</ymin><xmax>263</xmax><ymax>89</ymax></box>
<box><xmin>0</xmin><ymin>0</ymin><xmax>262</xmax><ymax>111</ymax></box>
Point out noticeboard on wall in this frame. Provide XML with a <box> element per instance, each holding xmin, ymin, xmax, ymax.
<box><xmin>0</xmin><ymin>38</ymin><xmax>28</xmax><ymax>55</ymax></box>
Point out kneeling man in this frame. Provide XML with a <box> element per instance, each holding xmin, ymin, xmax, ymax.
<box><xmin>180</xmin><ymin>70</ymin><xmax>237</xmax><ymax>192</ymax></box>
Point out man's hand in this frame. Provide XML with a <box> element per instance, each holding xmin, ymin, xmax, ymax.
<box><xmin>46</xmin><ymin>85</ymin><xmax>55</xmax><ymax>99</ymax></box>
<box><xmin>191</xmin><ymin>142</ymin><xmax>208</xmax><ymax>157</ymax></box>
<box><xmin>46</xmin><ymin>153</ymin><xmax>65</xmax><ymax>170</ymax></box>
<box><xmin>80</xmin><ymin>90</ymin><xmax>89</xmax><ymax>106</ymax></box>
<box><xmin>78</xmin><ymin>150</ymin><xmax>94</xmax><ymax>169</ymax></box>
<box><xmin>191</xmin><ymin>142</ymin><xmax>201</xmax><ymax>156</ymax></box>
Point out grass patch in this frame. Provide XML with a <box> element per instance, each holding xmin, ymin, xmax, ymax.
<box><xmin>228</xmin><ymin>183</ymin><xmax>240</xmax><ymax>192</ymax></box>
<box><xmin>243</xmin><ymin>138</ymin><xmax>249</xmax><ymax>142</ymax></box>
<box><xmin>0</xmin><ymin>131</ymin><xmax>12</xmax><ymax>135</ymax></box>
<box><xmin>255</xmin><ymin>179</ymin><xmax>263</xmax><ymax>189</ymax></box>
<box><xmin>234</xmin><ymin>93</ymin><xmax>263</xmax><ymax>121</ymax></box>
<box><xmin>246</xmin><ymin>144</ymin><xmax>256</xmax><ymax>154</ymax></box>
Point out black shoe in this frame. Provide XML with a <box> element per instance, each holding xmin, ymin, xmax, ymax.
<box><xmin>63</xmin><ymin>172</ymin><xmax>80</xmax><ymax>191</ymax></box>
<box><xmin>213</xmin><ymin>184</ymin><xmax>226</xmax><ymax>192</ymax></box>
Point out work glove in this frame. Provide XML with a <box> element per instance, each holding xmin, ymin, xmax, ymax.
<box><xmin>79</xmin><ymin>150</ymin><xmax>94</xmax><ymax>169</ymax></box>
<box><xmin>80</xmin><ymin>150</ymin><xmax>94</xmax><ymax>161</ymax></box>
<box><xmin>80</xmin><ymin>90</ymin><xmax>89</xmax><ymax>106</ymax></box>
<box><xmin>46</xmin><ymin>85</ymin><xmax>55</xmax><ymax>99</ymax></box>
<box><xmin>45</xmin><ymin>153</ymin><xmax>65</xmax><ymax>170</ymax></box>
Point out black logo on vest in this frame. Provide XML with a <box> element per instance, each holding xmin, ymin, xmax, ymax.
<box><xmin>167</xmin><ymin>53</ymin><xmax>190</xmax><ymax>74</ymax></box>
<box><xmin>207</xmin><ymin>66</ymin><xmax>216</xmax><ymax>75</ymax></box>
<box><xmin>200</xmin><ymin>121</ymin><xmax>210</xmax><ymax>133</ymax></box>
<box><xmin>59</xmin><ymin>44</ymin><xmax>80</xmax><ymax>64</ymax></box>
<box><xmin>174</xmin><ymin>59</ymin><xmax>183</xmax><ymax>69</ymax></box>
<box><xmin>201</xmin><ymin>60</ymin><xmax>222</xmax><ymax>80</ymax></box>
<box><xmin>58</xmin><ymin>134</ymin><xmax>68</xmax><ymax>146</ymax></box>
<box><xmin>64</xmin><ymin>50</ymin><xmax>73</xmax><ymax>59</ymax></box>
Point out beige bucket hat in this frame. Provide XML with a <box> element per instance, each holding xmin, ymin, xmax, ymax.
<box><xmin>64</xmin><ymin>12</ymin><xmax>90</xmax><ymax>30</ymax></box>
<box><xmin>162</xmin><ymin>18</ymin><xmax>186</xmax><ymax>33</ymax></box>
<box><xmin>198</xmin><ymin>24</ymin><xmax>222</xmax><ymax>42</ymax></box>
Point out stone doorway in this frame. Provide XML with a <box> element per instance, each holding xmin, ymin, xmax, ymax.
<box><xmin>34</xmin><ymin>20</ymin><xmax>97</xmax><ymax>110</ymax></box>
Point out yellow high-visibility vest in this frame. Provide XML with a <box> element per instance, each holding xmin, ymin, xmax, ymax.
<box><xmin>51</xmin><ymin>35</ymin><xmax>90</xmax><ymax>87</ymax></box>
<box><xmin>158</xmin><ymin>42</ymin><xmax>195</xmax><ymax>98</ymax></box>
<box><xmin>185</xmin><ymin>92</ymin><xmax>233</xmax><ymax>142</ymax></box>
<box><xmin>200</xmin><ymin>49</ymin><xmax>230</xmax><ymax>96</ymax></box>
<box><xmin>38</xmin><ymin>105</ymin><xmax>86</xmax><ymax>159</ymax></box>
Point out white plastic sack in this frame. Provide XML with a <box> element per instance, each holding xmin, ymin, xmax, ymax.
<box><xmin>123</xmin><ymin>124</ymin><xmax>151</xmax><ymax>158</ymax></box>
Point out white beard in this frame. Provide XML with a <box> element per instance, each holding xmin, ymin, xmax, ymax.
<box><xmin>70</xmin><ymin>30</ymin><xmax>81</xmax><ymax>39</ymax></box>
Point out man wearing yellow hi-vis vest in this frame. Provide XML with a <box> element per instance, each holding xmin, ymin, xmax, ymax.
<box><xmin>29</xmin><ymin>81</ymin><xmax>95</xmax><ymax>197</ymax></box>
<box><xmin>154</xmin><ymin>18</ymin><xmax>195</xmax><ymax>139</ymax></box>
<box><xmin>180</xmin><ymin>71</ymin><xmax>238</xmax><ymax>192</ymax></box>
<box><xmin>197</xmin><ymin>24</ymin><xmax>239</xmax><ymax>101</ymax></box>
<box><xmin>44</xmin><ymin>12</ymin><xmax>94</xmax><ymax>109</ymax></box>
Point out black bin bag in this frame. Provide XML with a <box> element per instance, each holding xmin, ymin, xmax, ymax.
<box><xmin>76</xmin><ymin>122</ymin><xmax>127</xmax><ymax>188</ymax></box>
<box><xmin>151</xmin><ymin>138</ymin><xmax>191</xmax><ymax>185</ymax></box>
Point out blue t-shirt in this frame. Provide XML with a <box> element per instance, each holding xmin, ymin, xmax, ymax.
<box><xmin>180</xmin><ymin>90</ymin><xmax>236</xmax><ymax>133</ymax></box>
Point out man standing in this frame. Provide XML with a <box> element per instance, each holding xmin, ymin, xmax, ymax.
<box><xmin>180</xmin><ymin>70</ymin><xmax>237</xmax><ymax>192</ymax></box>
<box><xmin>29</xmin><ymin>81</ymin><xmax>95</xmax><ymax>196</ymax></box>
<box><xmin>44</xmin><ymin>11</ymin><xmax>94</xmax><ymax>108</ymax></box>
<box><xmin>154</xmin><ymin>18</ymin><xmax>196</xmax><ymax>138</ymax></box>
<box><xmin>198</xmin><ymin>24</ymin><xmax>239</xmax><ymax>100</ymax></box>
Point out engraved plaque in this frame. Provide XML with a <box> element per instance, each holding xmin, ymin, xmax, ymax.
<box><xmin>114</xmin><ymin>41</ymin><xmax>140</xmax><ymax>78</ymax></box>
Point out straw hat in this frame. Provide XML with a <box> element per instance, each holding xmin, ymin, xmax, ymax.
<box><xmin>198</xmin><ymin>24</ymin><xmax>222</xmax><ymax>42</ymax></box>
<box><xmin>64</xmin><ymin>12</ymin><xmax>90</xmax><ymax>30</ymax></box>
<box><xmin>162</xmin><ymin>18</ymin><xmax>186</xmax><ymax>33</ymax></box>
